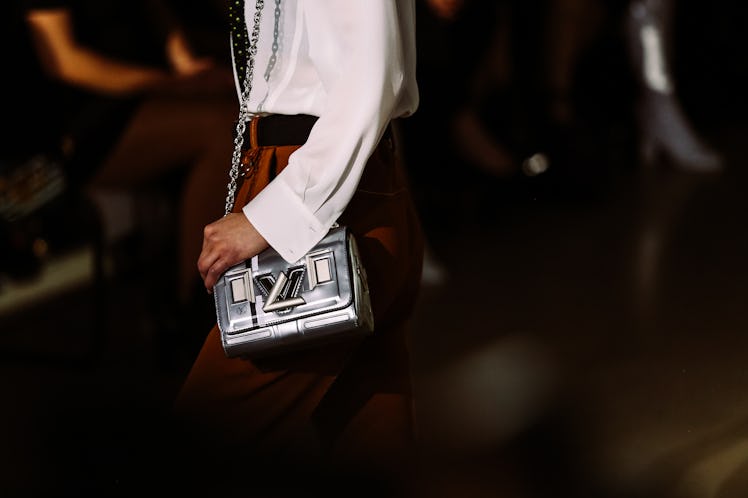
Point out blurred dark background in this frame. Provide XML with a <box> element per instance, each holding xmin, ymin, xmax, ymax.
<box><xmin>2</xmin><ymin>0</ymin><xmax>748</xmax><ymax>496</ymax></box>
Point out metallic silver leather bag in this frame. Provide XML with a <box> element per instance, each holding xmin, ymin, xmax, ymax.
<box><xmin>214</xmin><ymin>225</ymin><xmax>374</xmax><ymax>358</ymax></box>
<box><xmin>213</xmin><ymin>0</ymin><xmax>374</xmax><ymax>358</ymax></box>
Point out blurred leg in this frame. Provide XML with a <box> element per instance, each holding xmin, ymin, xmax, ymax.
<box><xmin>88</xmin><ymin>90</ymin><xmax>237</xmax><ymax>303</ymax></box>
<box><xmin>544</xmin><ymin>0</ymin><xmax>605</xmax><ymax>126</ymax></box>
<box><xmin>624</xmin><ymin>0</ymin><xmax>723</xmax><ymax>172</ymax></box>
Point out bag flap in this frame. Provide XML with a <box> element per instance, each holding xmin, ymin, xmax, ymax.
<box><xmin>214</xmin><ymin>226</ymin><xmax>356</xmax><ymax>334</ymax></box>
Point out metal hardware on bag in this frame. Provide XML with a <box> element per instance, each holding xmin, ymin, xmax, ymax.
<box><xmin>261</xmin><ymin>268</ymin><xmax>307</xmax><ymax>313</ymax></box>
<box><xmin>240</xmin><ymin>148</ymin><xmax>261</xmax><ymax>178</ymax></box>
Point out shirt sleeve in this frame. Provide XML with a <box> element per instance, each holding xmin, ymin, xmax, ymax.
<box><xmin>242</xmin><ymin>0</ymin><xmax>409</xmax><ymax>263</ymax></box>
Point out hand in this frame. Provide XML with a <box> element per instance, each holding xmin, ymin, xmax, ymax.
<box><xmin>198</xmin><ymin>213</ymin><xmax>269</xmax><ymax>292</ymax></box>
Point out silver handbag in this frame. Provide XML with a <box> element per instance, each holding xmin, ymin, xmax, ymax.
<box><xmin>213</xmin><ymin>0</ymin><xmax>374</xmax><ymax>358</ymax></box>
<box><xmin>214</xmin><ymin>225</ymin><xmax>374</xmax><ymax>358</ymax></box>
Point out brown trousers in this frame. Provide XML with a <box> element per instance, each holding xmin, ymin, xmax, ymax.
<box><xmin>172</xmin><ymin>119</ymin><xmax>424</xmax><ymax>480</ymax></box>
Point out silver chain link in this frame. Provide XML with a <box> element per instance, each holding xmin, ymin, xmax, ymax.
<box><xmin>264</xmin><ymin>0</ymin><xmax>282</xmax><ymax>81</ymax></box>
<box><xmin>224</xmin><ymin>0</ymin><xmax>265</xmax><ymax>216</ymax></box>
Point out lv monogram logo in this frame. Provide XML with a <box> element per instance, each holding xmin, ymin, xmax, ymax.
<box><xmin>255</xmin><ymin>267</ymin><xmax>307</xmax><ymax>313</ymax></box>
<box><xmin>225</xmin><ymin>251</ymin><xmax>335</xmax><ymax>316</ymax></box>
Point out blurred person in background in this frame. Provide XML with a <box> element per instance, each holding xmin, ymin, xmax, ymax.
<box><xmin>407</xmin><ymin>0</ymin><xmax>723</xmax><ymax>210</ymax></box>
<box><xmin>1</xmin><ymin>2</ymin><xmax>70</xmax><ymax>283</ymax></box>
<box><xmin>401</xmin><ymin>0</ymin><xmax>519</xmax><ymax>210</ymax></box>
<box><xmin>399</xmin><ymin>0</ymin><xmax>523</xmax><ymax>285</ymax></box>
<box><xmin>20</xmin><ymin>0</ymin><xmax>238</xmax><ymax>360</ymax></box>
<box><xmin>623</xmin><ymin>0</ymin><xmax>723</xmax><ymax>172</ymax></box>
<box><xmin>543</xmin><ymin>0</ymin><xmax>723</xmax><ymax>173</ymax></box>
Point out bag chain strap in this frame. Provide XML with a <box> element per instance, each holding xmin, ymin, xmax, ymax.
<box><xmin>224</xmin><ymin>0</ymin><xmax>264</xmax><ymax>216</ymax></box>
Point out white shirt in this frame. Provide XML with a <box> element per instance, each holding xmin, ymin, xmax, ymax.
<box><xmin>233</xmin><ymin>0</ymin><xmax>419</xmax><ymax>263</ymax></box>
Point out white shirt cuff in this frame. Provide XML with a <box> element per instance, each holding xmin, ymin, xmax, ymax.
<box><xmin>242</xmin><ymin>177</ymin><xmax>329</xmax><ymax>264</ymax></box>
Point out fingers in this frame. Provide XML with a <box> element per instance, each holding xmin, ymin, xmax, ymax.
<box><xmin>203</xmin><ymin>262</ymin><xmax>225</xmax><ymax>292</ymax></box>
<box><xmin>199</xmin><ymin>252</ymin><xmax>238</xmax><ymax>293</ymax></box>
<box><xmin>198</xmin><ymin>222</ymin><xmax>227</xmax><ymax>292</ymax></box>
<box><xmin>197</xmin><ymin>216</ymin><xmax>244</xmax><ymax>291</ymax></box>
<box><xmin>197</xmin><ymin>214</ymin><xmax>270</xmax><ymax>292</ymax></box>
<box><xmin>197</xmin><ymin>250</ymin><xmax>220</xmax><ymax>291</ymax></box>
<box><xmin>198</xmin><ymin>242</ymin><xmax>235</xmax><ymax>293</ymax></box>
